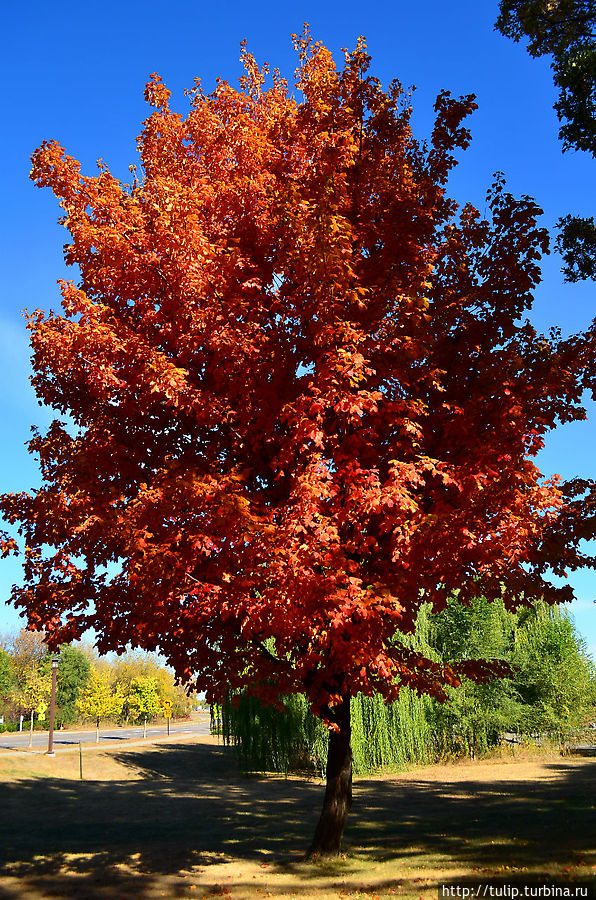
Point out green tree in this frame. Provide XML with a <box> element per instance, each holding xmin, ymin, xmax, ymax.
<box><xmin>54</xmin><ymin>645</ymin><xmax>90</xmax><ymax>725</ymax></box>
<box><xmin>123</xmin><ymin>676</ymin><xmax>161</xmax><ymax>737</ymax></box>
<box><xmin>0</xmin><ymin>649</ymin><xmax>14</xmax><ymax>697</ymax></box>
<box><xmin>512</xmin><ymin>604</ymin><xmax>596</xmax><ymax>735</ymax></box>
<box><xmin>428</xmin><ymin>597</ymin><xmax>521</xmax><ymax>758</ymax></box>
<box><xmin>0</xmin><ymin>649</ymin><xmax>16</xmax><ymax>719</ymax></box>
<box><xmin>496</xmin><ymin>0</ymin><xmax>596</xmax><ymax>280</ymax></box>
<box><xmin>77</xmin><ymin>665</ymin><xmax>123</xmax><ymax>742</ymax></box>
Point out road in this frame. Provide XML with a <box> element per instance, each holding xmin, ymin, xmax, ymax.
<box><xmin>0</xmin><ymin>715</ymin><xmax>212</xmax><ymax>752</ymax></box>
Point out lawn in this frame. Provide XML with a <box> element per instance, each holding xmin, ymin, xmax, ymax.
<box><xmin>0</xmin><ymin>734</ymin><xmax>594</xmax><ymax>899</ymax></box>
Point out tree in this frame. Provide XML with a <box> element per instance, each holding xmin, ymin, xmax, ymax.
<box><xmin>76</xmin><ymin>665</ymin><xmax>123</xmax><ymax>742</ymax></box>
<box><xmin>511</xmin><ymin>603</ymin><xmax>596</xmax><ymax>733</ymax></box>
<box><xmin>109</xmin><ymin>650</ymin><xmax>190</xmax><ymax>717</ymax></box>
<box><xmin>123</xmin><ymin>676</ymin><xmax>162</xmax><ymax>737</ymax></box>
<box><xmin>220</xmin><ymin>598</ymin><xmax>596</xmax><ymax>773</ymax></box>
<box><xmin>0</xmin><ymin>649</ymin><xmax>15</xmax><ymax>710</ymax></box>
<box><xmin>6</xmin><ymin>632</ymin><xmax>51</xmax><ymax>734</ymax></box>
<box><xmin>12</xmin><ymin>664</ymin><xmax>51</xmax><ymax>747</ymax></box>
<box><xmin>2</xmin><ymin>33</ymin><xmax>596</xmax><ymax>855</ymax></box>
<box><xmin>428</xmin><ymin>596</ymin><xmax>522</xmax><ymax>759</ymax></box>
<box><xmin>8</xmin><ymin>628</ymin><xmax>47</xmax><ymax>683</ymax></box>
<box><xmin>55</xmin><ymin>644</ymin><xmax>91</xmax><ymax>725</ymax></box>
<box><xmin>496</xmin><ymin>1</ymin><xmax>596</xmax><ymax>280</ymax></box>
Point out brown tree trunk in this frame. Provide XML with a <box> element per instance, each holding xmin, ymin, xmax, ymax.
<box><xmin>307</xmin><ymin>694</ymin><xmax>353</xmax><ymax>858</ymax></box>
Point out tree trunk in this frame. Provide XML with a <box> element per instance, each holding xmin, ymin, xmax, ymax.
<box><xmin>307</xmin><ymin>694</ymin><xmax>353</xmax><ymax>858</ymax></box>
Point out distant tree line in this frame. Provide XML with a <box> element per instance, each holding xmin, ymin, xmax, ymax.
<box><xmin>0</xmin><ymin>629</ymin><xmax>192</xmax><ymax>734</ymax></box>
<box><xmin>214</xmin><ymin>598</ymin><xmax>596</xmax><ymax>775</ymax></box>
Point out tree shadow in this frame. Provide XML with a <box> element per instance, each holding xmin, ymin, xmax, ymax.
<box><xmin>348</xmin><ymin>759</ymin><xmax>596</xmax><ymax>867</ymax></box>
<box><xmin>0</xmin><ymin>743</ymin><xmax>594</xmax><ymax>899</ymax></box>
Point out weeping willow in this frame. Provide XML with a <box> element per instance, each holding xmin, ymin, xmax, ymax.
<box><xmin>214</xmin><ymin>691</ymin><xmax>327</xmax><ymax>775</ymax></box>
<box><xmin>214</xmin><ymin>605</ymin><xmax>439</xmax><ymax>775</ymax></box>
<box><xmin>213</xmin><ymin>599</ymin><xmax>595</xmax><ymax>774</ymax></box>
<box><xmin>213</xmin><ymin>688</ymin><xmax>435</xmax><ymax>776</ymax></box>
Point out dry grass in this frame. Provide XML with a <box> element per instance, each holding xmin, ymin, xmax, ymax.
<box><xmin>0</xmin><ymin>735</ymin><xmax>594</xmax><ymax>900</ymax></box>
<box><xmin>0</xmin><ymin>731</ymin><xmax>215</xmax><ymax>783</ymax></box>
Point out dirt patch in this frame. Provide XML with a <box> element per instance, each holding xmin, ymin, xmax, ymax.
<box><xmin>0</xmin><ymin>736</ymin><xmax>593</xmax><ymax>899</ymax></box>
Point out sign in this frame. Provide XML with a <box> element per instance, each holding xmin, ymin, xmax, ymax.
<box><xmin>162</xmin><ymin>701</ymin><xmax>172</xmax><ymax>718</ymax></box>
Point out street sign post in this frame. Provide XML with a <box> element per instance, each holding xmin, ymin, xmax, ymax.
<box><xmin>163</xmin><ymin>700</ymin><xmax>172</xmax><ymax>736</ymax></box>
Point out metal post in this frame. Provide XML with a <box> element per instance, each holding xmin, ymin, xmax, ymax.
<box><xmin>47</xmin><ymin>655</ymin><xmax>59</xmax><ymax>756</ymax></box>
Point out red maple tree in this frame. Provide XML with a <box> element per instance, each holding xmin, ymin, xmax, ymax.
<box><xmin>2</xmin><ymin>33</ymin><xmax>595</xmax><ymax>854</ymax></box>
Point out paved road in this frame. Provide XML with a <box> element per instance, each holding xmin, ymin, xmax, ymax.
<box><xmin>0</xmin><ymin>716</ymin><xmax>212</xmax><ymax>752</ymax></box>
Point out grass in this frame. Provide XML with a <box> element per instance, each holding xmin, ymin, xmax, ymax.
<box><xmin>0</xmin><ymin>735</ymin><xmax>594</xmax><ymax>899</ymax></box>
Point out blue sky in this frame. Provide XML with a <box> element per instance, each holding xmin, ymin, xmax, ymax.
<box><xmin>1</xmin><ymin>0</ymin><xmax>595</xmax><ymax>658</ymax></box>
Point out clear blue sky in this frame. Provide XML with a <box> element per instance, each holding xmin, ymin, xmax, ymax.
<box><xmin>1</xmin><ymin>0</ymin><xmax>595</xmax><ymax>658</ymax></box>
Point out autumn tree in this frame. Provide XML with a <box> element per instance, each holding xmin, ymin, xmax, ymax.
<box><xmin>77</xmin><ymin>665</ymin><xmax>123</xmax><ymax>742</ymax></box>
<box><xmin>2</xmin><ymin>33</ymin><xmax>596</xmax><ymax>854</ymax></box>
<box><xmin>110</xmin><ymin>651</ymin><xmax>189</xmax><ymax>717</ymax></box>
<box><xmin>13</xmin><ymin>665</ymin><xmax>51</xmax><ymax>747</ymax></box>
<box><xmin>123</xmin><ymin>676</ymin><xmax>162</xmax><ymax>737</ymax></box>
<box><xmin>496</xmin><ymin>0</ymin><xmax>596</xmax><ymax>280</ymax></box>
<box><xmin>8</xmin><ymin>629</ymin><xmax>47</xmax><ymax>683</ymax></box>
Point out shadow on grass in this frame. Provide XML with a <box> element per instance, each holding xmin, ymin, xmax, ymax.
<box><xmin>351</xmin><ymin>759</ymin><xmax>596</xmax><ymax>866</ymax></box>
<box><xmin>0</xmin><ymin>742</ymin><xmax>594</xmax><ymax>898</ymax></box>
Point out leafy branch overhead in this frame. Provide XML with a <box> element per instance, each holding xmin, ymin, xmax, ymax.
<box><xmin>496</xmin><ymin>0</ymin><xmax>596</xmax><ymax>280</ymax></box>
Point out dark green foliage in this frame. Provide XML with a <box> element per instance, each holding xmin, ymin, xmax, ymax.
<box><xmin>0</xmin><ymin>649</ymin><xmax>15</xmax><ymax>702</ymax></box>
<box><xmin>496</xmin><ymin>1</ymin><xmax>596</xmax><ymax>279</ymax></box>
<box><xmin>218</xmin><ymin>598</ymin><xmax>596</xmax><ymax>774</ymax></box>
<box><xmin>496</xmin><ymin>0</ymin><xmax>596</xmax><ymax>153</ymax></box>
<box><xmin>556</xmin><ymin>214</ymin><xmax>596</xmax><ymax>280</ymax></box>
<box><xmin>496</xmin><ymin>0</ymin><xmax>596</xmax><ymax>58</ymax></box>
<box><xmin>553</xmin><ymin>41</ymin><xmax>596</xmax><ymax>154</ymax></box>
<box><xmin>55</xmin><ymin>645</ymin><xmax>91</xmax><ymax>725</ymax></box>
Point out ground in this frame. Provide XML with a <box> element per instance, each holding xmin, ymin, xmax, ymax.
<box><xmin>0</xmin><ymin>734</ymin><xmax>594</xmax><ymax>899</ymax></box>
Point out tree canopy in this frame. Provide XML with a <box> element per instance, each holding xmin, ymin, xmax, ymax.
<box><xmin>496</xmin><ymin>1</ymin><xmax>596</xmax><ymax>280</ymax></box>
<box><xmin>54</xmin><ymin>644</ymin><xmax>90</xmax><ymax>724</ymax></box>
<box><xmin>2</xmin><ymin>32</ymin><xmax>596</xmax><ymax>853</ymax></box>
